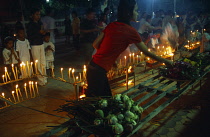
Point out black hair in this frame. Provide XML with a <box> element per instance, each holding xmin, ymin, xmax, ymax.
<box><xmin>86</xmin><ymin>8</ymin><xmax>95</xmax><ymax>15</ymax></box>
<box><xmin>30</xmin><ymin>8</ymin><xmax>40</xmax><ymax>15</ymax></box>
<box><xmin>117</xmin><ymin>0</ymin><xmax>136</xmax><ymax>25</ymax></box>
<box><xmin>44</xmin><ymin>32</ymin><xmax>50</xmax><ymax>37</ymax></box>
<box><xmin>99</xmin><ymin>14</ymin><xmax>106</xmax><ymax>22</ymax></box>
<box><xmin>4</xmin><ymin>36</ymin><xmax>13</xmax><ymax>45</ymax></box>
<box><xmin>72</xmin><ymin>11</ymin><xmax>78</xmax><ymax>17</ymax></box>
<box><xmin>104</xmin><ymin>7</ymin><xmax>110</xmax><ymax>13</ymax></box>
<box><xmin>16</xmin><ymin>27</ymin><xmax>24</xmax><ymax>34</ymax></box>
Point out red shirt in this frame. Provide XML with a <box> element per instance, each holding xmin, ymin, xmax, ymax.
<box><xmin>92</xmin><ymin>22</ymin><xmax>142</xmax><ymax>71</ymax></box>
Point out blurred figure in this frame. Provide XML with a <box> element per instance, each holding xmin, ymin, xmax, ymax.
<box><xmin>185</xmin><ymin>13</ymin><xmax>197</xmax><ymax>38</ymax></box>
<box><xmin>41</xmin><ymin>8</ymin><xmax>55</xmax><ymax>44</ymax></box>
<box><xmin>64</xmin><ymin>15</ymin><xmax>72</xmax><ymax>44</ymax></box>
<box><xmin>72</xmin><ymin>11</ymin><xmax>80</xmax><ymax>51</ymax></box>
<box><xmin>151</xmin><ymin>11</ymin><xmax>162</xmax><ymax>34</ymax></box>
<box><xmin>80</xmin><ymin>8</ymin><xmax>100</xmax><ymax>64</ymax></box>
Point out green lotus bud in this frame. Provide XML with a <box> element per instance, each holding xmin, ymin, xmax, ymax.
<box><xmin>114</xmin><ymin>94</ymin><xmax>122</xmax><ymax>101</ymax></box>
<box><xmin>117</xmin><ymin>114</ymin><xmax>124</xmax><ymax>120</ymax></box>
<box><xmin>109</xmin><ymin>115</ymin><xmax>118</xmax><ymax>125</ymax></box>
<box><xmin>125</xmin><ymin>111</ymin><xmax>135</xmax><ymax>118</ymax></box>
<box><xmin>124</xmin><ymin>100</ymin><xmax>132</xmax><ymax>110</ymax></box>
<box><xmin>139</xmin><ymin>106</ymin><xmax>144</xmax><ymax>113</ymax></box>
<box><xmin>113</xmin><ymin>123</ymin><xmax>124</xmax><ymax>135</ymax></box>
<box><xmin>94</xmin><ymin>118</ymin><xmax>103</xmax><ymax>126</ymax></box>
<box><xmin>122</xmin><ymin>95</ymin><xmax>129</xmax><ymax>102</ymax></box>
<box><xmin>99</xmin><ymin>99</ymin><xmax>108</xmax><ymax>108</ymax></box>
<box><xmin>95</xmin><ymin>109</ymin><xmax>104</xmax><ymax>118</ymax></box>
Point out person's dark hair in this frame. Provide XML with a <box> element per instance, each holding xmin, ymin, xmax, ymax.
<box><xmin>72</xmin><ymin>11</ymin><xmax>78</xmax><ymax>17</ymax></box>
<box><xmin>44</xmin><ymin>32</ymin><xmax>50</xmax><ymax>37</ymax></box>
<box><xmin>117</xmin><ymin>0</ymin><xmax>136</xmax><ymax>25</ymax></box>
<box><xmin>99</xmin><ymin>14</ymin><xmax>106</xmax><ymax>22</ymax></box>
<box><xmin>16</xmin><ymin>27</ymin><xmax>24</xmax><ymax>34</ymax></box>
<box><xmin>30</xmin><ymin>8</ymin><xmax>40</xmax><ymax>15</ymax></box>
<box><xmin>4</xmin><ymin>36</ymin><xmax>13</xmax><ymax>45</ymax></box>
<box><xmin>45</xmin><ymin>7</ymin><xmax>52</xmax><ymax>15</ymax></box>
<box><xmin>86</xmin><ymin>8</ymin><xmax>95</xmax><ymax>15</ymax></box>
<box><xmin>146</xmin><ymin>15</ymin><xmax>152</xmax><ymax>22</ymax></box>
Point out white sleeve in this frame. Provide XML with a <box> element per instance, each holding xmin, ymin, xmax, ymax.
<box><xmin>3</xmin><ymin>50</ymin><xmax>10</xmax><ymax>62</ymax></box>
<box><xmin>51</xmin><ymin>42</ymin><xmax>55</xmax><ymax>51</ymax></box>
<box><xmin>15</xmin><ymin>41</ymin><xmax>20</xmax><ymax>52</ymax></box>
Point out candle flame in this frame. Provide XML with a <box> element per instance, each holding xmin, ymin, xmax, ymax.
<box><xmin>84</xmin><ymin>65</ymin><xmax>86</xmax><ymax>69</ymax></box>
<box><xmin>16</xmin><ymin>85</ymin><xmax>18</xmax><ymax>88</ymax></box>
<box><xmin>129</xmin><ymin>54</ymin><xmax>131</xmax><ymax>57</ymax></box>
<box><xmin>69</xmin><ymin>68</ymin><xmax>72</xmax><ymax>71</ymax></box>
<box><xmin>32</xmin><ymin>81</ymin><xmax>34</xmax><ymax>84</ymax></box>
<box><xmin>12</xmin><ymin>91</ymin><xmax>15</xmax><ymax>94</ymax></box>
<box><xmin>128</xmin><ymin>66</ymin><xmax>132</xmax><ymax>73</ymax></box>
<box><xmin>2</xmin><ymin>75</ymin><xmax>4</xmax><ymax>78</ymax></box>
<box><xmin>124</xmin><ymin>80</ymin><xmax>133</xmax><ymax>86</ymax></box>
<box><xmin>79</xmin><ymin>94</ymin><xmax>86</xmax><ymax>98</ymax></box>
<box><xmin>76</xmin><ymin>76</ymin><xmax>79</xmax><ymax>80</ymax></box>
<box><xmin>29</xmin><ymin>81</ymin><xmax>31</xmax><ymax>84</ymax></box>
<box><xmin>35</xmin><ymin>60</ymin><xmax>38</xmax><ymax>63</ymax></box>
<box><xmin>5</xmin><ymin>67</ymin><xmax>7</xmax><ymax>72</ymax></box>
<box><xmin>132</xmin><ymin>53</ymin><xmax>135</xmax><ymax>56</ymax></box>
<box><xmin>35</xmin><ymin>82</ymin><xmax>37</xmax><ymax>85</ymax></box>
<box><xmin>61</xmin><ymin>68</ymin><xmax>63</xmax><ymax>71</ymax></box>
<box><xmin>2</xmin><ymin>92</ymin><xmax>5</xmax><ymax>97</ymax></box>
<box><xmin>124</xmin><ymin>56</ymin><xmax>127</xmax><ymax>59</ymax></box>
<box><xmin>31</xmin><ymin>62</ymin><xmax>33</xmax><ymax>65</ymax></box>
<box><xmin>12</xmin><ymin>64</ymin><xmax>14</xmax><ymax>67</ymax></box>
<box><xmin>24</xmin><ymin>83</ymin><xmax>27</xmax><ymax>87</ymax></box>
<box><xmin>72</xmin><ymin>69</ymin><xmax>75</xmax><ymax>73</ymax></box>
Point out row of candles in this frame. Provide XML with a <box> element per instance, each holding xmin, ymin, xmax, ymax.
<box><xmin>1</xmin><ymin>60</ymin><xmax>39</xmax><ymax>83</ymax></box>
<box><xmin>0</xmin><ymin>81</ymin><xmax>39</xmax><ymax>107</ymax></box>
<box><xmin>58</xmin><ymin>65</ymin><xmax>87</xmax><ymax>84</ymax></box>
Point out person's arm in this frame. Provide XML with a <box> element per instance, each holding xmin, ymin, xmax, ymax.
<box><xmin>135</xmin><ymin>42</ymin><xmax>173</xmax><ymax>66</ymax></box>
<box><xmin>93</xmin><ymin>32</ymin><xmax>104</xmax><ymax>49</ymax></box>
<box><xmin>3</xmin><ymin>50</ymin><xmax>11</xmax><ymax>63</ymax></box>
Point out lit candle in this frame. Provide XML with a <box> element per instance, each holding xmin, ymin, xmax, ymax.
<box><xmin>18</xmin><ymin>86</ymin><xmax>23</xmax><ymax>101</ymax></box>
<box><xmin>2</xmin><ymin>93</ymin><xmax>8</xmax><ymax>106</ymax></box>
<box><xmin>76</xmin><ymin>76</ymin><xmax>79</xmax><ymax>82</ymax></box>
<box><xmin>15</xmin><ymin>66</ymin><xmax>18</xmax><ymax>79</ymax></box>
<box><xmin>11</xmin><ymin>64</ymin><xmax>17</xmax><ymax>80</ymax></box>
<box><xmin>12</xmin><ymin>91</ymin><xmax>17</xmax><ymax>103</ymax></box>
<box><xmin>20</xmin><ymin>63</ymin><xmax>23</xmax><ymax>78</ymax></box>
<box><xmin>26</xmin><ymin>61</ymin><xmax>30</xmax><ymax>77</ymax></box>
<box><xmin>24</xmin><ymin>83</ymin><xmax>28</xmax><ymax>99</ymax></box>
<box><xmin>35</xmin><ymin>82</ymin><xmax>39</xmax><ymax>96</ymax></box>
<box><xmin>2</xmin><ymin>75</ymin><xmax>5</xmax><ymax>83</ymax></box>
<box><xmin>68</xmin><ymin>68</ymin><xmax>72</xmax><ymax>82</ymax></box>
<box><xmin>35</xmin><ymin>60</ymin><xmax>38</xmax><ymax>74</ymax></box>
<box><xmin>5</xmin><ymin>67</ymin><xmax>11</xmax><ymax>81</ymax></box>
<box><xmin>29</xmin><ymin>81</ymin><xmax>32</xmax><ymax>98</ymax></box>
<box><xmin>137</xmin><ymin>55</ymin><xmax>139</xmax><ymax>64</ymax></box>
<box><xmin>72</xmin><ymin>69</ymin><xmax>75</xmax><ymax>82</ymax></box>
<box><xmin>15</xmin><ymin>85</ymin><xmax>20</xmax><ymax>102</ymax></box>
<box><xmin>31</xmin><ymin>81</ymin><xmax>35</xmax><ymax>97</ymax></box>
<box><xmin>132</xmin><ymin>53</ymin><xmax>135</xmax><ymax>63</ymax></box>
<box><xmin>30</xmin><ymin>62</ymin><xmax>34</xmax><ymax>76</ymax></box>
<box><xmin>60</xmin><ymin>68</ymin><xmax>64</xmax><ymax>79</ymax></box>
<box><xmin>124</xmin><ymin>56</ymin><xmax>127</xmax><ymax>66</ymax></box>
<box><xmin>83</xmin><ymin>66</ymin><xmax>86</xmax><ymax>81</ymax></box>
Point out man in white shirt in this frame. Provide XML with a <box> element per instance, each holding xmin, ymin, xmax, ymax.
<box><xmin>41</xmin><ymin>8</ymin><xmax>55</xmax><ymax>44</ymax></box>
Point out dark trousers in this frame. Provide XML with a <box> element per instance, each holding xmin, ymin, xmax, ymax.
<box><xmin>73</xmin><ymin>34</ymin><xmax>80</xmax><ymax>50</ymax></box>
<box><xmin>86</xmin><ymin>61</ymin><xmax>112</xmax><ymax>97</ymax></box>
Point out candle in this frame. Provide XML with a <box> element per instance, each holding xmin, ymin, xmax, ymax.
<box><xmin>35</xmin><ymin>82</ymin><xmax>39</xmax><ymax>96</ymax></box>
<box><xmin>2</xmin><ymin>75</ymin><xmax>5</xmax><ymax>83</ymax></box>
<box><xmin>68</xmin><ymin>68</ymin><xmax>72</xmax><ymax>82</ymax></box>
<box><xmin>5</xmin><ymin>67</ymin><xmax>11</xmax><ymax>81</ymax></box>
<box><xmin>2</xmin><ymin>93</ymin><xmax>8</xmax><ymax>106</ymax></box>
<box><xmin>30</xmin><ymin>62</ymin><xmax>34</xmax><ymax>76</ymax></box>
<box><xmin>15</xmin><ymin>85</ymin><xmax>20</xmax><ymax>102</ymax></box>
<box><xmin>76</xmin><ymin>76</ymin><xmax>79</xmax><ymax>82</ymax></box>
<box><xmin>31</xmin><ymin>81</ymin><xmax>35</xmax><ymax>97</ymax></box>
<box><xmin>12</xmin><ymin>91</ymin><xmax>17</xmax><ymax>103</ymax></box>
<box><xmin>132</xmin><ymin>53</ymin><xmax>135</xmax><ymax>63</ymax></box>
<box><xmin>18</xmin><ymin>86</ymin><xmax>23</xmax><ymax>101</ymax></box>
<box><xmin>15</xmin><ymin>66</ymin><xmax>18</xmax><ymax>79</ymax></box>
<box><xmin>83</xmin><ymin>66</ymin><xmax>86</xmax><ymax>81</ymax></box>
<box><xmin>11</xmin><ymin>64</ymin><xmax>17</xmax><ymax>80</ymax></box>
<box><xmin>72</xmin><ymin>69</ymin><xmax>75</xmax><ymax>82</ymax></box>
<box><xmin>119</xmin><ymin>59</ymin><xmax>122</xmax><ymax>66</ymax></box>
<box><xmin>79</xmin><ymin>73</ymin><xmax>82</xmax><ymax>81</ymax></box>
<box><xmin>35</xmin><ymin>60</ymin><xmax>38</xmax><ymax>74</ymax></box>
<box><xmin>137</xmin><ymin>55</ymin><xmax>139</xmax><ymax>64</ymax></box>
<box><xmin>22</xmin><ymin>62</ymin><xmax>27</xmax><ymax>78</ymax></box>
<box><xmin>29</xmin><ymin>81</ymin><xmax>32</xmax><ymax>98</ymax></box>
<box><xmin>124</xmin><ymin>56</ymin><xmax>127</xmax><ymax>66</ymax></box>
<box><xmin>51</xmin><ymin>67</ymin><xmax>55</xmax><ymax>77</ymax></box>
<box><xmin>24</xmin><ymin>83</ymin><xmax>28</xmax><ymax>99</ymax></box>
<box><xmin>26</xmin><ymin>61</ymin><xmax>30</xmax><ymax>77</ymax></box>
<box><xmin>20</xmin><ymin>63</ymin><xmax>23</xmax><ymax>78</ymax></box>
<box><xmin>60</xmin><ymin>68</ymin><xmax>64</xmax><ymax>79</ymax></box>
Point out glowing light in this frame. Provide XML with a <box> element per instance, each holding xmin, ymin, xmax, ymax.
<box><xmin>79</xmin><ymin>94</ymin><xmax>86</xmax><ymax>98</ymax></box>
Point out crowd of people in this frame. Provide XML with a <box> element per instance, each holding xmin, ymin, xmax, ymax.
<box><xmin>1</xmin><ymin>0</ymin><xmax>210</xmax><ymax>90</ymax></box>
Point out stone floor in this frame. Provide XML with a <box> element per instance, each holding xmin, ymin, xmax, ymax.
<box><xmin>0</xmin><ymin>37</ymin><xmax>210</xmax><ymax>137</ymax></box>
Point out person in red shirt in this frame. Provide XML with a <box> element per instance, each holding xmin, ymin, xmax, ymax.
<box><xmin>86</xmin><ymin>0</ymin><xmax>173</xmax><ymax>97</ymax></box>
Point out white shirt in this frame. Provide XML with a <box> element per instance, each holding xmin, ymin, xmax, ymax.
<box><xmin>44</xmin><ymin>41</ymin><xmax>55</xmax><ymax>61</ymax></box>
<box><xmin>138</xmin><ymin>21</ymin><xmax>155</xmax><ymax>34</ymax></box>
<box><xmin>41</xmin><ymin>16</ymin><xmax>55</xmax><ymax>43</ymax></box>
<box><xmin>3</xmin><ymin>48</ymin><xmax>19</xmax><ymax>64</ymax></box>
<box><xmin>15</xmin><ymin>39</ymin><xmax>31</xmax><ymax>63</ymax></box>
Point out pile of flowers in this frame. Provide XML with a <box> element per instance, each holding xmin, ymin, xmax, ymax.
<box><xmin>57</xmin><ymin>94</ymin><xmax>143</xmax><ymax>136</ymax></box>
<box><xmin>159</xmin><ymin>53</ymin><xmax>210</xmax><ymax>80</ymax></box>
